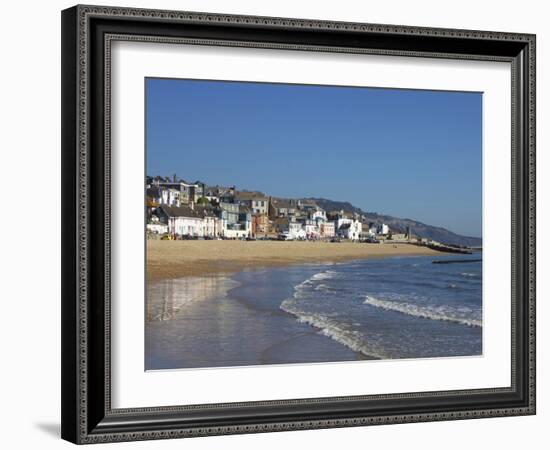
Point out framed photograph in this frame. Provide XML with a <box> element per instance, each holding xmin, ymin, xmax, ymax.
<box><xmin>61</xmin><ymin>5</ymin><xmax>536</xmax><ymax>444</ymax></box>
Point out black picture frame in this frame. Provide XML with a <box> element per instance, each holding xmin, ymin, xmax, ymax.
<box><xmin>61</xmin><ymin>4</ymin><xmax>536</xmax><ymax>444</ymax></box>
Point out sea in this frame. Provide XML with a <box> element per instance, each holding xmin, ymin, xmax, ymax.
<box><xmin>280</xmin><ymin>254</ymin><xmax>482</xmax><ymax>360</ymax></box>
<box><xmin>145</xmin><ymin>254</ymin><xmax>482</xmax><ymax>370</ymax></box>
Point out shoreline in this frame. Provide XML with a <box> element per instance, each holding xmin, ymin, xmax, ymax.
<box><xmin>146</xmin><ymin>262</ymin><xmax>371</xmax><ymax>369</ymax></box>
<box><xmin>145</xmin><ymin>254</ymin><xmax>482</xmax><ymax>369</ymax></box>
<box><xmin>146</xmin><ymin>240</ymin><xmax>444</xmax><ymax>282</ymax></box>
<box><xmin>226</xmin><ymin>271</ymin><xmax>375</xmax><ymax>363</ymax></box>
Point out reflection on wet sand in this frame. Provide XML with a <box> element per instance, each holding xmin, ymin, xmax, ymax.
<box><xmin>146</xmin><ymin>275</ymin><xmax>239</xmax><ymax>322</ymax></box>
<box><xmin>145</xmin><ymin>267</ymin><xmax>363</xmax><ymax>370</ymax></box>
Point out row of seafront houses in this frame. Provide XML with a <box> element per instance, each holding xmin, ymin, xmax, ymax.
<box><xmin>146</xmin><ymin>175</ymin><xmax>399</xmax><ymax>241</ymax></box>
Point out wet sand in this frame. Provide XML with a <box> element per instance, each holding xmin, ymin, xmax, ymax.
<box><xmin>147</xmin><ymin>240</ymin><xmax>440</xmax><ymax>281</ymax></box>
<box><xmin>146</xmin><ymin>265</ymin><xmax>371</xmax><ymax>370</ymax></box>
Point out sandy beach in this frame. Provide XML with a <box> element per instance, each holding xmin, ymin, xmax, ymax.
<box><xmin>146</xmin><ymin>240</ymin><xmax>442</xmax><ymax>281</ymax></box>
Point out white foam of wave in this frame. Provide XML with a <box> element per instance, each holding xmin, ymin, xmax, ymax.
<box><xmin>310</xmin><ymin>270</ymin><xmax>337</xmax><ymax>281</ymax></box>
<box><xmin>293</xmin><ymin>279</ymin><xmax>313</xmax><ymax>295</ymax></box>
<box><xmin>461</xmin><ymin>272</ymin><xmax>480</xmax><ymax>278</ymax></box>
<box><xmin>293</xmin><ymin>270</ymin><xmax>338</xmax><ymax>295</ymax></box>
<box><xmin>280</xmin><ymin>299</ymin><xmax>387</xmax><ymax>359</ymax></box>
<box><xmin>314</xmin><ymin>283</ymin><xmax>332</xmax><ymax>292</ymax></box>
<box><xmin>281</xmin><ymin>268</ymin><xmax>390</xmax><ymax>358</ymax></box>
<box><xmin>363</xmin><ymin>295</ymin><xmax>482</xmax><ymax>328</ymax></box>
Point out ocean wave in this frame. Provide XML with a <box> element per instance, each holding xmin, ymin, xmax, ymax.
<box><xmin>395</xmin><ymin>278</ymin><xmax>464</xmax><ymax>291</ymax></box>
<box><xmin>293</xmin><ymin>279</ymin><xmax>313</xmax><ymax>294</ymax></box>
<box><xmin>280</xmin><ymin>299</ymin><xmax>387</xmax><ymax>359</ymax></box>
<box><xmin>461</xmin><ymin>272</ymin><xmax>480</xmax><ymax>278</ymax></box>
<box><xmin>310</xmin><ymin>270</ymin><xmax>338</xmax><ymax>281</ymax></box>
<box><xmin>314</xmin><ymin>283</ymin><xmax>332</xmax><ymax>292</ymax></box>
<box><xmin>363</xmin><ymin>295</ymin><xmax>481</xmax><ymax>327</ymax></box>
<box><xmin>293</xmin><ymin>270</ymin><xmax>339</xmax><ymax>295</ymax></box>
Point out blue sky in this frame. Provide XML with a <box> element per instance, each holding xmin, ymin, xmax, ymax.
<box><xmin>146</xmin><ymin>78</ymin><xmax>482</xmax><ymax>238</ymax></box>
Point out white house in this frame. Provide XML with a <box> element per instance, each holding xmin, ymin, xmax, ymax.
<box><xmin>146</xmin><ymin>186</ymin><xmax>181</xmax><ymax>207</ymax></box>
<box><xmin>161</xmin><ymin>188</ymin><xmax>181</xmax><ymax>207</ymax></box>
<box><xmin>311</xmin><ymin>209</ymin><xmax>327</xmax><ymax>222</ymax></box>
<box><xmin>288</xmin><ymin>221</ymin><xmax>306</xmax><ymax>240</ymax></box>
<box><xmin>155</xmin><ymin>179</ymin><xmax>202</xmax><ymax>204</ymax></box>
<box><xmin>223</xmin><ymin>223</ymin><xmax>251</xmax><ymax>239</ymax></box>
<box><xmin>338</xmin><ymin>219</ymin><xmax>362</xmax><ymax>241</ymax></box>
<box><xmin>251</xmin><ymin>197</ymin><xmax>268</xmax><ymax>214</ymax></box>
<box><xmin>303</xmin><ymin>219</ymin><xmax>320</xmax><ymax>239</ymax></box>
<box><xmin>198</xmin><ymin>208</ymin><xmax>222</xmax><ymax>237</ymax></box>
<box><xmin>146</xmin><ymin>215</ymin><xmax>168</xmax><ymax>235</ymax></box>
<box><xmin>157</xmin><ymin>205</ymin><xmax>204</xmax><ymax>237</ymax></box>
<box><xmin>366</xmin><ymin>223</ymin><xmax>390</xmax><ymax>236</ymax></box>
<box><xmin>367</xmin><ymin>224</ymin><xmax>378</xmax><ymax>237</ymax></box>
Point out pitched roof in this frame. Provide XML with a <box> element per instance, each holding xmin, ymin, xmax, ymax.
<box><xmin>234</xmin><ymin>191</ymin><xmax>267</xmax><ymax>201</ymax></box>
<box><xmin>271</xmin><ymin>198</ymin><xmax>295</xmax><ymax>209</ymax></box>
<box><xmin>195</xmin><ymin>205</ymin><xmax>219</xmax><ymax>218</ymax></box>
<box><xmin>158</xmin><ymin>204</ymin><xmax>201</xmax><ymax>218</ymax></box>
<box><xmin>271</xmin><ymin>217</ymin><xmax>290</xmax><ymax>226</ymax></box>
<box><xmin>156</xmin><ymin>178</ymin><xmax>197</xmax><ymax>187</ymax></box>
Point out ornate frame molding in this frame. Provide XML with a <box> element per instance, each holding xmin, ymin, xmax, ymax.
<box><xmin>62</xmin><ymin>5</ymin><xmax>536</xmax><ymax>444</ymax></box>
